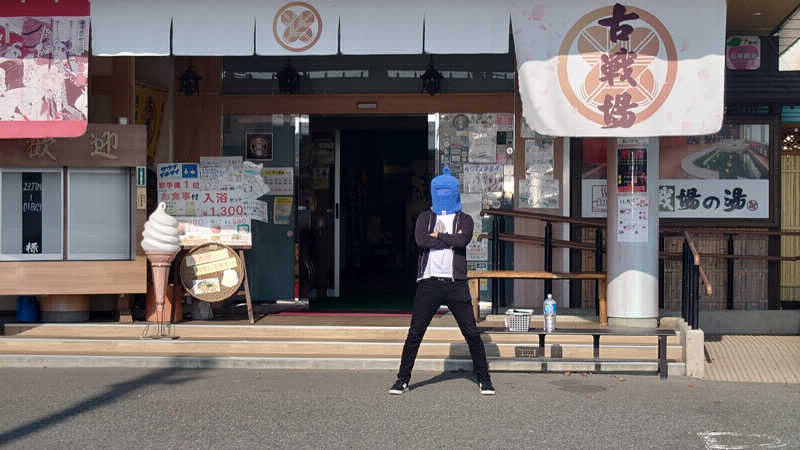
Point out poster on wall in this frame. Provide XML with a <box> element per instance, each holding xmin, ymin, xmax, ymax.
<box><xmin>462</xmin><ymin>164</ymin><xmax>503</xmax><ymax>193</ymax></box>
<box><xmin>262</xmin><ymin>167</ymin><xmax>294</xmax><ymax>196</ymax></box>
<box><xmin>726</xmin><ymin>36</ymin><xmax>760</xmax><ymax>71</ymax></box>
<box><xmin>520</xmin><ymin>178</ymin><xmax>560</xmax><ymax>209</ymax></box>
<box><xmin>467</xmin><ymin>234</ymin><xmax>489</xmax><ymax>261</ymax></box>
<box><xmin>461</xmin><ymin>193</ymin><xmax>483</xmax><ymax>233</ymax></box>
<box><xmin>176</xmin><ymin>216</ymin><xmax>252</xmax><ymax>247</ymax></box>
<box><xmin>274</xmin><ymin>197</ymin><xmax>293</xmax><ymax>225</ymax></box>
<box><xmin>617</xmin><ymin>195</ymin><xmax>649</xmax><ymax>243</ymax></box>
<box><xmin>246</xmin><ymin>131</ymin><xmax>273</xmax><ymax>161</ymax></box>
<box><xmin>21</xmin><ymin>173</ymin><xmax>43</xmax><ymax>254</ymax></box>
<box><xmin>525</xmin><ymin>140</ymin><xmax>554</xmax><ymax>179</ymax></box>
<box><xmin>617</xmin><ymin>148</ymin><xmax>647</xmax><ymax>193</ymax></box>
<box><xmin>0</xmin><ymin>0</ymin><xmax>91</xmax><ymax>138</ymax></box>
<box><xmin>468</xmin><ymin>115</ymin><xmax>497</xmax><ymax>163</ymax></box>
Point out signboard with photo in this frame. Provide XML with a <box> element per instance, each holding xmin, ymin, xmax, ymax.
<box><xmin>582</xmin><ymin>123</ymin><xmax>770</xmax><ymax>219</ymax></box>
<box><xmin>246</xmin><ymin>131</ymin><xmax>273</xmax><ymax>161</ymax></box>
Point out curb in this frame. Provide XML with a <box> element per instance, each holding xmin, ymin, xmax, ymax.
<box><xmin>0</xmin><ymin>354</ymin><xmax>686</xmax><ymax>376</ymax></box>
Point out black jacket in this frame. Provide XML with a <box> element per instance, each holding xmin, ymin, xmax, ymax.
<box><xmin>415</xmin><ymin>209</ymin><xmax>474</xmax><ymax>280</ymax></box>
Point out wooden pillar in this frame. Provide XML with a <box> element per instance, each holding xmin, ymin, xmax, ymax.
<box><xmin>111</xmin><ymin>57</ymin><xmax>135</xmax><ymax>123</ymax></box>
<box><xmin>173</xmin><ymin>57</ymin><xmax>223</xmax><ymax>162</ymax></box>
<box><xmin>469</xmin><ymin>278</ymin><xmax>480</xmax><ymax>322</ymax></box>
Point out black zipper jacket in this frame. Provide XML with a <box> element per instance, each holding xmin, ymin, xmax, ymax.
<box><xmin>415</xmin><ymin>209</ymin><xmax>474</xmax><ymax>281</ymax></box>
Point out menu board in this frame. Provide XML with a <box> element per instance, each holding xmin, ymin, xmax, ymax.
<box><xmin>21</xmin><ymin>173</ymin><xmax>43</xmax><ymax>254</ymax></box>
<box><xmin>158</xmin><ymin>158</ymin><xmax>265</xmax><ymax>247</ymax></box>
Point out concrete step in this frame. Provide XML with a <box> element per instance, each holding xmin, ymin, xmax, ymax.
<box><xmin>2</xmin><ymin>323</ymin><xmax>681</xmax><ymax>346</ymax></box>
<box><xmin>0</xmin><ymin>337</ymin><xmax>682</xmax><ymax>360</ymax></box>
<box><xmin>0</xmin><ymin>354</ymin><xmax>687</xmax><ymax>377</ymax></box>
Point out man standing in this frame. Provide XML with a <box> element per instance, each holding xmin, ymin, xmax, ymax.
<box><xmin>389</xmin><ymin>168</ymin><xmax>495</xmax><ymax>395</ymax></box>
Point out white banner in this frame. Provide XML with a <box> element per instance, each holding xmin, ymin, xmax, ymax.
<box><xmin>583</xmin><ymin>179</ymin><xmax>769</xmax><ymax>219</ymax></box>
<box><xmin>512</xmin><ymin>1</ymin><xmax>726</xmax><ymax>137</ymax></box>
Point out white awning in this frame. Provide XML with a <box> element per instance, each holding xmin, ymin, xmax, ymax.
<box><xmin>91</xmin><ymin>0</ymin><xmax>172</xmax><ymax>56</ymax></box>
<box><xmin>339</xmin><ymin>0</ymin><xmax>425</xmax><ymax>55</ymax></box>
<box><xmin>89</xmin><ymin>0</ymin><xmax>511</xmax><ymax>56</ymax></box>
<box><xmin>171</xmin><ymin>1</ymin><xmax>256</xmax><ymax>56</ymax></box>
<box><xmin>424</xmin><ymin>3</ymin><xmax>509</xmax><ymax>54</ymax></box>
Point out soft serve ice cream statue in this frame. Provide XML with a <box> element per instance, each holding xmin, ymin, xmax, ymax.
<box><xmin>141</xmin><ymin>202</ymin><xmax>181</xmax><ymax>321</ymax></box>
<box><xmin>141</xmin><ymin>202</ymin><xmax>180</xmax><ymax>253</ymax></box>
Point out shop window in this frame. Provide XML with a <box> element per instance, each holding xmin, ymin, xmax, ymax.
<box><xmin>0</xmin><ymin>169</ymin><xmax>63</xmax><ymax>261</ymax></box>
<box><xmin>581</xmin><ymin>121</ymin><xmax>771</xmax><ymax>220</ymax></box>
<box><xmin>67</xmin><ymin>169</ymin><xmax>131</xmax><ymax>260</ymax></box>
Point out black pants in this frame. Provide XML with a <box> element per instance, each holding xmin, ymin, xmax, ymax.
<box><xmin>397</xmin><ymin>278</ymin><xmax>491</xmax><ymax>383</ymax></box>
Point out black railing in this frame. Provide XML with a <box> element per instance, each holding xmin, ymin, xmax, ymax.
<box><xmin>682</xmin><ymin>234</ymin><xmax>701</xmax><ymax>329</ymax></box>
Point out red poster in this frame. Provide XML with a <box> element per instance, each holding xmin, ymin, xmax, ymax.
<box><xmin>617</xmin><ymin>148</ymin><xmax>647</xmax><ymax>193</ymax></box>
<box><xmin>0</xmin><ymin>0</ymin><xmax>89</xmax><ymax>138</ymax></box>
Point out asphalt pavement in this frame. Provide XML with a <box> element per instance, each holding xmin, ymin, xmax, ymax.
<box><xmin>0</xmin><ymin>368</ymin><xmax>797</xmax><ymax>449</ymax></box>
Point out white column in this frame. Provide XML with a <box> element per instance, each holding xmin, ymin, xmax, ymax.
<box><xmin>606</xmin><ymin>137</ymin><xmax>659</xmax><ymax>328</ymax></box>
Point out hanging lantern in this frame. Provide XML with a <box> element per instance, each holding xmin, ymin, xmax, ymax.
<box><xmin>277</xmin><ymin>61</ymin><xmax>301</xmax><ymax>94</ymax></box>
<box><xmin>421</xmin><ymin>56</ymin><xmax>443</xmax><ymax>96</ymax></box>
<box><xmin>178</xmin><ymin>64</ymin><xmax>202</xmax><ymax>96</ymax></box>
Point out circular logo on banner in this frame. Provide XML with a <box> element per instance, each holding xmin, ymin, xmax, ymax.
<box><xmin>273</xmin><ymin>2</ymin><xmax>323</xmax><ymax>53</ymax></box>
<box><xmin>557</xmin><ymin>4</ymin><xmax>677</xmax><ymax>129</ymax></box>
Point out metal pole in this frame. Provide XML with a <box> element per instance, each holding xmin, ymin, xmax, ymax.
<box><xmin>681</xmin><ymin>242</ymin><xmax>689</xmax><ymax>323</ymax></box>
<box><xmin>727</xmin><ymin>234</ymin><xmax>735</xmax><ymax>310</ymax></box>
<box><xmin>692</xmin><ymin>265</ymin><xmax>701</xmax><ymax>330</ymax></box>
<box><xmin>658</xmin><ymin>234</ymin><xmax>665</xmax><ymax>310</ymax></box>
<box><xmin>544</xmin><ymin>221</ymin><xmax>553</xmax><ymax>296</ymax></box>
<box><xmin>498</xmin><ymin>217</ymin><xmax>506</xmax><ymax>308</ymax></box>
<box><xmin>491</xmin><ymin>215</ymin><xmax>500</xmax><ymax>315</ymax></box>
<box><xmin>595</xmin><ymin>228</ymin><xmax>603</xmax><ymax>317</ymax></box>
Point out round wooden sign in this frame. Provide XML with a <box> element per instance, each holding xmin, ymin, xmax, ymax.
<box><xmin>180</xmin><ymin>243</ymin><xmax>245</xmax><ymax>303</ymax></box>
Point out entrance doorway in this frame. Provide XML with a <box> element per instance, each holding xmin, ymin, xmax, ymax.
<box><xmin>300</xmin><ymin>116</ymin><xmax>432</xmax><ymax>312</ymax></box>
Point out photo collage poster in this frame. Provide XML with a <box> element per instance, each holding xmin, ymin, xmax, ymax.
<box><xmin>438</xmin><ymin>113</ymin><xmax>514</xmax><ymax>291</ymax></box>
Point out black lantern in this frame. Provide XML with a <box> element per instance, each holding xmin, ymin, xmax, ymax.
<box><xmin>277</xmin><ymin>61</ymin><xmax>301</xmax><ymax>94</ymax></box>
<box><xmin>178</xmin><ymin>64</ymin><xmax>202</xmax><ymax>96</ymax></box>
<box><xmin>420</xmin><ymin>56</ymin><xmax>443</xmax><ymax>96</ymax></box>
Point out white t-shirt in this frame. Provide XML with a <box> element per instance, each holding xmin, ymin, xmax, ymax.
<box><xmin>421</xmin><ymin>213</ymin><xmax>455</xmax><ymax>280</ymax></box>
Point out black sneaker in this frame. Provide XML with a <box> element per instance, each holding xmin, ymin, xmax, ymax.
<box><xmin>388</xmin><ymin>379</ymin><xmax>409</xmax><ymax>395</ymax></box>
<box><xmin>479</xmin><ymin>380</ymin><xmax>496</xmax><ymax>395</ymax></box>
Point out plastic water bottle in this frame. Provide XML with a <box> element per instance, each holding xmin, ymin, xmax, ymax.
<box><xmin>543</xmin><ymin>294</ymin><xmax>557</xmax><ymax>332</ymax></box>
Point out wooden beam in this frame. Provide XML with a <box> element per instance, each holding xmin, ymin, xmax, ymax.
<box><xmin>222</xmin><ymin>92</ymin><xmax>514</xmax><ymax>115</ymax></box>
<box><xmin>0</xmin><ymin>257</ymin><xmax>147</xmax><ymax>295</ymax></box>
<box><xmin>468</xmin><ymin>271</ymin><xmax>606</xmax><ymax>280</ymax></box>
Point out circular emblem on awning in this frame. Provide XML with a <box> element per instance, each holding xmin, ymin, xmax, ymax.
<box><xmin>273</xmin><ymin>2</ymin><xmax>322</xmax><ymax>53</ymax></box>
<box><xmin>557</xmin><ymin>4</ymin><xmax>677</xmax><ymax>129</ymax></box>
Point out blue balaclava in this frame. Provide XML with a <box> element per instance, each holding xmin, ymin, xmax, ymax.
<box><xmin>431</xmin><ymin>167</ymin><xmax>461</xmax><ymax>215</ymax></box>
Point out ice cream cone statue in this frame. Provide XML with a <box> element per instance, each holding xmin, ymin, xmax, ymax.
<box><xmin>141</xmin><ymin>202</ymin><xmax>181</xmax><ymax>337</ymax></box>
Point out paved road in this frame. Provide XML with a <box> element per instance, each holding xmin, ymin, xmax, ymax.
<box><xmin>0</xmin><ymin>368</ymin><xmax>797</xmax><ymax>449</ymax></box>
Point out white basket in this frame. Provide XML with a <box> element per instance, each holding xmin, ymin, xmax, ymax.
<box><xmin>504</xmin><ymin>309</ymin><xmax>533</xmax><ymax>332</ymax></box>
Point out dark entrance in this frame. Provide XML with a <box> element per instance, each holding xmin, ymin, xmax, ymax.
<box><xmin>301</xmin><ymin>116</ymin><xmax>432</xmax><ymax>312</ymax></box>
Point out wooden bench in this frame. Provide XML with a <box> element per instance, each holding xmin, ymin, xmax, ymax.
<box><xmin>467</xmin><ymin>270</ymin><xmax>607</xmax><ymax>324</ymax></box>
<box><xmin>480</xmin><ymin>327</ymin><xmax>675</xmax><ymax>379</ymax></box>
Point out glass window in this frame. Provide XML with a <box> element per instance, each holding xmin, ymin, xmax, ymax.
<box><xmin>67</xmin><ymin>168</ymin><xmax>131</xmax><ymax>260</ymax></box>
<box><xmin>0</xmin><ymin>169</ymin><xmax>63</xmax><ymax>260</ymax></box>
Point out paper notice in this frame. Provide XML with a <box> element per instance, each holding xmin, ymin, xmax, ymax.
<box><xmin>274</xmin><ymin>197</ymin><xmax>293</xmax><ymax>225</ymax></box>
<box><xmin>467</xmin><ymin>234</ymin><xmax>489</xmax><ymax>261</ymax></box>
<box><xmin>192</xmin><ymin>278</ymin><xmax>221</xmax><ymax>295</ymax></box>
<box><xmin>262</xmin><ymin>167</ymin><xmax>294</xmax><ymax>196</ymax></box>
<box><xmin>249</xmin><ymin>199</ymin><xmax>269</xmax><ymax>223</ymax></box>
<box><xmin>185</xmin><ymin>249</ymin><xmax>229</xmax><ymax>267</ymax></box>
<box><xmin>193</xmin><ymin>257</ymin><xmax>239</xmax><ymax>276</ymax></box>
<box><xmin>461</xmin><ymin>193</ymin><xmax>483</xmax><ymax>233</ymax></box>
<box><xmin>617</xmin><ymin>195</ymin><xmax>649</xmax><ymax>243</ymax></box>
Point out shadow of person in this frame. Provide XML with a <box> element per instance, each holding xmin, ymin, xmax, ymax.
<box><xmin>410</xmin><ymin>370</ymin><xmax>476</xmax><ymax>391</ymax></box>
<box><xmin>0</xmin><ymin>364</ymin><xmax>204</xmax><ymax>446</ymax></box>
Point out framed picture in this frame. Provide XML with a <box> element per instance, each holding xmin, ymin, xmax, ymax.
<box><xmin>246</xmin><ymin>130</ymin><xmax>273</xmax><ymax>161</ymax></box>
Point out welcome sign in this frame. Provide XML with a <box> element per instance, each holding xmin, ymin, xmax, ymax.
<box><xmin>512</xmin><ymin>1</ymin><xmax>726</xmax><ymax>137</ymax></box>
